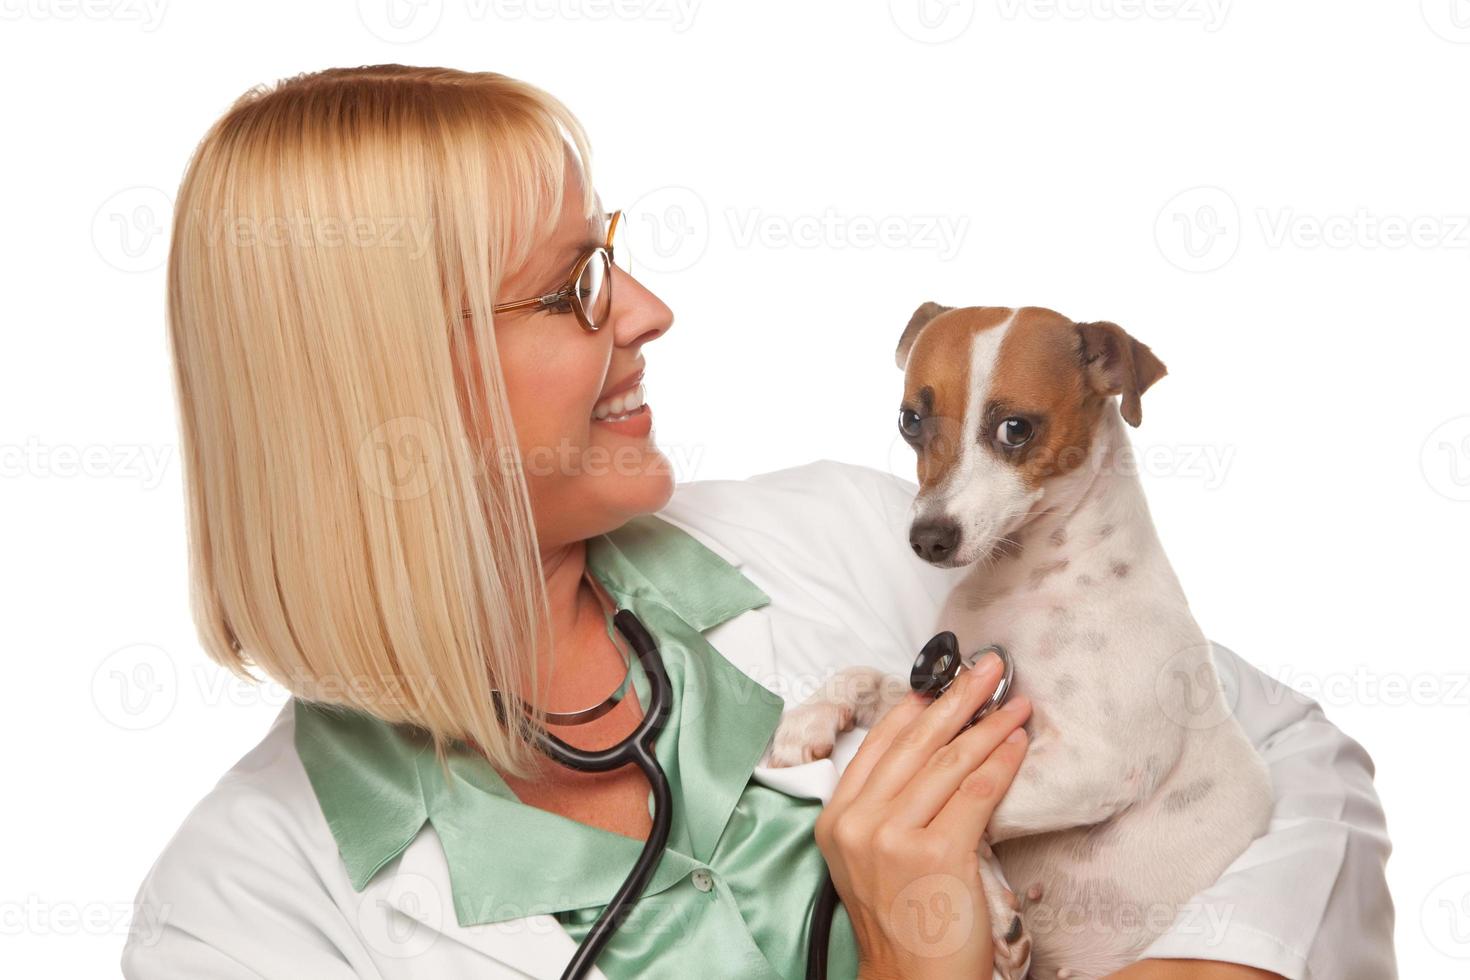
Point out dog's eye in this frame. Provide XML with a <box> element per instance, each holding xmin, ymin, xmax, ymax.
<box><xmin>898</xmin><ymin>408</ymin><xmax>923</xmax><ymax>441</ymax></box>
<box><xmin>996</xmin><ymin>417</ymin><xmax>1034</xmax><ymax>448</ymax></box>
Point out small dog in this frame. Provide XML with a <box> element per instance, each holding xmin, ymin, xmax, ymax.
<box><xmin>772</xmin><ymin>305</ymin><xmax>1272</xmax><ymax>979</ymax></box>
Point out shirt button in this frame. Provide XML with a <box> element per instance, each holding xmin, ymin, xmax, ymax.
<box><xmin>690</xmin><ymin>869</ymin><xmax>714</xmax><ymax>893</ymax></box>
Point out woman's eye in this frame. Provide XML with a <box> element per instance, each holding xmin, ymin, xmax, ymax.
<box><xmin>898</xmin><ymin>408</ymin><xmax>923</xmax><ymax>441</ymax></box>
<box><xmin>996</xmin><ymin>417</ymin><xmax>1034</xmax><ymax>448</ymax></box>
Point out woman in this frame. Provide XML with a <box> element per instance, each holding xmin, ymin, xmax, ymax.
<box><xmin>124</xmin><ymin>66</ymin><xmax>1393</xmax><ymax>979</ymax></box>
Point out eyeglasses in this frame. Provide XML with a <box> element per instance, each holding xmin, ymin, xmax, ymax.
<box><xmin>464</xmin><ymin>210</ymin><xmax>625</xmax><ymax>333</ymax></box>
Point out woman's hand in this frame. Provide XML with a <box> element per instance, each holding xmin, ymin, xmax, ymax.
<box><xmin>813</xmin><ymin>653</ymin><xmax>1032</xmax><ymax>980</ymax></box>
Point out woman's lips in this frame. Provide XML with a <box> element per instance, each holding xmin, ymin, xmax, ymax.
<box><xmin>593</xmin><ymin>402</ymin><xmax>652</xmax><ymax>437</ymax></box>
<box><xmin>592</xmin><ymin>381</ymin><xmax>652</xmax><ymax>437</ymax></box>
<box><xmin>592</xmin><ymin>382</ymin><xmax>645</xmax><ymax>421</ymax></box>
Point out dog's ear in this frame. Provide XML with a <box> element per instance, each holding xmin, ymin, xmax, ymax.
<box><xmin>896</xmin><ymin>301</ymin><xmax>954</xmax><ymax>369</ymax></box>
<box><xmin>1076</xmin><ymin>321</ymin><xmax>1167</xmax><ymax>427</ymax></box>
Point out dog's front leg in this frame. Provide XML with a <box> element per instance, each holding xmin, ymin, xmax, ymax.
<box><xmin>768</xmin><ymin>666</ymin><xmax>910</xmax><ymax>766</ymax></box>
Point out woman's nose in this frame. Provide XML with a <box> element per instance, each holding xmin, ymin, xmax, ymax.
<box><xmin>608</xmin><ymin>267</ymin><xmax>673</xmax><ymax>349</ymax></box>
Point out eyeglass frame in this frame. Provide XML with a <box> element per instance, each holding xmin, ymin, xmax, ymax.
<box><xmin>461</xmin><ymin>210</ymin><xmax>623</xmax><ymax>333</ymax></box>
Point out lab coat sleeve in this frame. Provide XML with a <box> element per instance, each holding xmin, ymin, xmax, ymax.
<box><xmin>121</xmin><ymin>770</ymin><xmax>375</xmax><ymax>980</ymax></box>
<box><xmin>1136</xmin><ymin>646</ymin><xmax>1397</xmax><ymax>980</ymax></box>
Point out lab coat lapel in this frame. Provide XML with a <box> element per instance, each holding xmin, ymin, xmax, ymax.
<box><xmin>379</xmin><ymin>827</ymin><xmax>611</xmax><ymax>980</ymax></box>
<box><xmin>660</xmin><ymin>512</ymin><xmax>864</xmax><ymax>807</ymax></box>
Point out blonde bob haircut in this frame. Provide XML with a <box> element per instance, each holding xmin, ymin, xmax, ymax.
<box><xmin>168</xmin><ymin>65</ymin><xmax>597</xmax><ymax>776</ymax></box>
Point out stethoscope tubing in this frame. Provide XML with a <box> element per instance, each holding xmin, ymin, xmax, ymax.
<box><xmin>534</xmin><ymin>609</ymin><xmax>676</xmax><ymax>980</ymax></box>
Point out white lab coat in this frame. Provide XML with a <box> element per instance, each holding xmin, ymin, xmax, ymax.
<box><xmin>122</xmin><ymin>461</ymin><xmax>1395</xmax><ymax>979</ymax></box>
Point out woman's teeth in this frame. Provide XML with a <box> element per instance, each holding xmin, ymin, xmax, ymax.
<box><xmin>592</xmin><ymin>383</ymin><xmax>647</xmax><ymax>421</ymax></box>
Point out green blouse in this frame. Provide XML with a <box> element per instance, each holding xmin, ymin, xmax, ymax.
<box><xmin>294</xmin><ymin>513</ymin><xmax>858</xmax><ymax>979</ymax></box>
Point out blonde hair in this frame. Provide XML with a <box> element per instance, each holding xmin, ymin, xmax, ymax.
<box><xmin>168</xmin><ymin>65</ymin><xmax>596</xmax><ymax>775</ymax></box>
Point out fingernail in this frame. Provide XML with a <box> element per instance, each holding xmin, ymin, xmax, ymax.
<box><xmin>1000</xmin><ymin>694</ymin><xmax>1031</xmax><ymax>714</ymax></box>
<box><xmin>973</xmin><ymin>651</ymin><xmax>1002</xmax><ymax>676</ymax></box>
<box><xmin>1005</xmin><ymin>727</ymin><xmax>1027</xmax><ymax>743</ymax></box>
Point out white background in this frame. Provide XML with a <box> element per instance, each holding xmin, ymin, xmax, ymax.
<box><xmin>2</xmin><ymin>1</ymin><xmax>1467</xmax><ymax>976</ymax></box>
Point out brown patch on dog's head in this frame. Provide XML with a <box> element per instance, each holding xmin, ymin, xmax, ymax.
<box><xmin>897</xmin><ymin>305</ymin><xmax>1013</xmax><ymax>492</ymax></box>
<box><xmin>982</xmin><ymin>308</ymin><xmax>1168</xmax><ymax>489</ymax></box>
<box><xmin>895</xmin><ymin>301</ymin><xmax>954</xmax><ymax>369</ymax></box>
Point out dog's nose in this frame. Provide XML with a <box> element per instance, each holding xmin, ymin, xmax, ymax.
<box><xmin>910</xmin><ymin>519</ymin><xmax>959</xmax><ymax>563</ymax></box>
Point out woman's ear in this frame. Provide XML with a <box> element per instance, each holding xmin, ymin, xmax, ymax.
<box><xmin>1075</xmin><ymin>321</ymin><xmax>1167</xmax><ymax>427</ymax></box>
<box><xmin>896</xmin><ymin>301</ymin><xmax>954</xmax><ymax>369</ymax></box>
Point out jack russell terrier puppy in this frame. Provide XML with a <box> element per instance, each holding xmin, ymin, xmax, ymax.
<box><xmin>771</xmin><ymin>305</ymin><xmax>1273</xmax><ymax>979</ymax></box>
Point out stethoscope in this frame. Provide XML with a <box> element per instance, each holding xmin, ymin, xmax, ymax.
<box><xmin>510</xmin><ymin>572</ymin><xmax>1013</xmax><ymax>980</ymax></box>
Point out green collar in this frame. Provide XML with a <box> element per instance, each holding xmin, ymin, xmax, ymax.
<box><xmin>294</xmin><ymin>514</ymin><xmax>781</xmax><ymax>926</ymax></box>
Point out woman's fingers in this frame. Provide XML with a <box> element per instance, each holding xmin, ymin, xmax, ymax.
<box><xmin>827</xmin><ymin>689</ymin><xmax>929</xmax><ymax>810</ymax></box>
<box><xmin>926</xmin><ymin>715</ymin><xmax>1029</xmax><ymax>843</ymax></box>
<box><xmin>886</xmin><ymin>694</ymin><xmax>1032</xmax><ymax>828</ymax></box>
<box><xmin>851</xmin><ymin>654</ymin><xmax>1006</xmax><ymax>806</ymax></box>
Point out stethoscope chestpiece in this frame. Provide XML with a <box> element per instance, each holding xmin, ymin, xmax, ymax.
<box><xmin>910</xmin><ymin>631</ymin><xmax>1014</xmax><ymax>732</ymax></box>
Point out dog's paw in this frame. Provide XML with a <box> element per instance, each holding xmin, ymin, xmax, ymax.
<box><xmin>980</xmin><ymin>847</ymin><xmax>1032</xmax><ymax>980</ymax></box>
<box><xmin>767</xmin><ymin>700</ymin><xmax>854</xmax><ymax>767</ymax></box>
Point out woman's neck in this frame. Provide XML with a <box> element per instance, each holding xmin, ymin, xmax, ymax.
<box><xmin>534</xmin><ymin>539</ymin><xmax>628</xmax><ymax>718</ymax></box>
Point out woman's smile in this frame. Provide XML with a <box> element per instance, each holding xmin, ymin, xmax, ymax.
<box><xmin>592</xmin><ymin>372</ymin><xmax>652</xmax><ymax>437</ymax></box>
